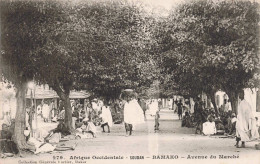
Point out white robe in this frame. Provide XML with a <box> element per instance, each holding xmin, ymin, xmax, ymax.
<box><xmin>124</xmin><ymin>99</ymin><xmax>145</xmax><ymax>125</ymax></box>
<box><xmin>149</xmin><ymin>101</ymin><xmax>158</xmax><ymax>116</ymax></box>
<box><xmin>101</xmin><ymin>106</ymin><xmax>113</xmax><ymax>127</ymax></box>
<box><xmin>203</xmin><ymin>122</ymin><xmax>216</xmax><ymax>135</ymax></box>
<box><xmin>236</xmin><ymin>99</ymin><xmax>254</xmax><ymax>142</ymax></box>
<box><xmin>42</xmin><ymin>104</ymin><xmax>50</xmax><ymax>119</ymax></box>
<box><xmin>92</xmin><ymin>102</ymin><xmax>99</xmax><ymax>113</ymax></box>
<box><xmin>251</xmin><ymin>118</ymin><xmax>259</xmax><ymax>140</ymax></box>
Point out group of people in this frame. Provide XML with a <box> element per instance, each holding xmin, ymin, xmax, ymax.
<box><xmin>140</xmin><ymin>99</ymin><xmax>161</xmax><ymax>132</ymax></box>
<box><xmin>57</xmin><ymin>95</ymin><xmax>146</xmax><ymax>137</ymax></box>
<box><xmin>180</xmin><ymin>91</ymin><xmax>260</xmax><ymax>149</ymax></box>
<box><xmin>64</xmin><ymin>99</ymin><xmax>114</xmax><ymax>138</ymax></box>
<box><xmin>2</xmin><ymin>89</ymin><xmax>260</xmax><ymax>157</ymax></box>
<box><xmin>36</xmin><ymin>100</ymin><xmax>57</xmax><ymax>123</ymax></box>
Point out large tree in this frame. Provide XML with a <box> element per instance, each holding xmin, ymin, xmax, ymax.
<box><xmin>32</xmin><ymin>1</ymin><xmax>84</xmax><ymax>131</ymax></box>
<box><xmin>1</xmin><ymin>0</ymin><xmax>160</xmax><ymax>136</ymax></box>
<box><xmin>77</xmin><ymin>1</ymin><xmax>159</xmax><ymax>101</ymax></box>
<box><xmin>0</xmin><ymin>1</ymin><xmax>46</xmax><ymax>150</ymax></box>
<box><xmin>160</xmin><ymin>0</ymin><xmax>260</xmax><ymax>114</ymax></box>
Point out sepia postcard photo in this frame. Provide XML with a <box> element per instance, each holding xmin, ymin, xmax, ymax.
<box><xmin>0</xmin><ymin>0</ymin><xmax>260</xmax><ymax>164</ymax></box>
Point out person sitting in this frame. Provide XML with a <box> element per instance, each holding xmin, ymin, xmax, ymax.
<box><xmin>0</xmin><ymin>123</ymin><xmax>19</xmax><ymax>155</ymax></box>
<box><xmin>27</xmin><ymin>132</ymin><xmax>76</xmax><ymax>155</ymax></box>
<box><xmin>227</xmin><ymin>113</ymin><xmax>237</xmax><ymax>136</ymax></box>
<box><xmin>182</xmin><ymin>112</ymin><xmax>192</xmax><ymax>128</ymax></box>
<box><xmin>215</xmin><ymin>117</ymin><xmax>225</xmax><ymax>135</ymax></box>
<box><xmin>202</xmin><ymin>116</ymin><xmax>216</xmax><ymax>135</ymax></box>
<box><xmin>52</xmin><ymin>121</ymin><xmax>71</xmax><ymax>137</ymax></box>
<box><xmin>221</xmin><ymin>112</ymin><xmax>230</xmax><ymax>133</ymax></box>
<box><xmin>76</xmin><ymin>118</ymin><xmax>97</xmax><ymax>138</ymax></box>
<box><xmin>79</xmin><ymin>110</ymin><xmax>86</xmax><ymax>122</ymax></box>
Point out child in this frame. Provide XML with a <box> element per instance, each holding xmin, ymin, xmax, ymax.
<box><xmin>154</xmin><ymin>111</ymin><xmax>160</xmax><ymax>132</ymax></box>
<box><xmin>100</xmin><ymin>101</ymin><xmax>113</xmax><ymax>133</ymax></box>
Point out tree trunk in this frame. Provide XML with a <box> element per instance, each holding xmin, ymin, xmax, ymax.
<box><xmin>53</xmin><ymin>83</ymin><xmax>73</xmax><ymax>131</ymax></box>
<box><xmin>257</xmin><ymin>89</ymin><xmax>260</xmax><ymax>113</ymax></box>
<box><xmin>63</xmin><ymin>91</ymin><xmax>72</xmax><ymax>131</ymax></box>
<box><xmin>226</xmin><ymin>91</ymin><xmax>239</xmax><ymax>115</ymax></box>
<box><xmin>208</xmin><ymin>92</ymin><xmax>218</xmax><ymax>115</ymax></box>
<box><xmin>14</xmin><ymin>80</ymin><xmax>35</xmax><ymax>151</ymax></box>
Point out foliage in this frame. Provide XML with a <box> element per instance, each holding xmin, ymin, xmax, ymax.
<box><xmin>76</xmin><ymin>1</ymin><xmax>160</xmax><ymax>100</ymax></box>
<box><xmin>160</xmin><ymin>0</ymin><xmax>260</xmax><ymax>99</ymax></box>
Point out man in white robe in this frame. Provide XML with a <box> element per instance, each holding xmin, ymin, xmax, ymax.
<box><xmin>92</xmin><ymin>100</ymin><xmax>99</xmax><ymax>113</ymax></box>
<box><xmin>149</xmin><ymin>100</ymin><xmax>158</xmax><ymax>116</ymax></box>
<box><xmin>42</xmin><ymin>102</ymin><xmax>50</xmax><ymax>122</ymax></box>
<box><xmin>235</xmin><ymin>91</ymin><xmax>254</xmax><ymax>148</ymax></box>
<box><xmin>124</xmin><ymin>97</ymin><xmax>144</xmax><ymax>136</ymax></box>
<box><xmin>100</xmin><ymin>104</ymin><xmax>113</xmax><ymax>133</ymax></box>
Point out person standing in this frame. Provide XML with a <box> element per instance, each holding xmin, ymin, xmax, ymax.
<box><xmin>49</xmin><ymin>100</ymin><xmax>55</xmax><ymax>120</ymax></box>
<box><xmin>92</xmin><ymin>99</ymin><xmax>99</xmax><ymax>114</ymax></box>
<box><xmin>177</xmin><ymin>100</ymin><xmax>183</xmax><ymax>120</ymax></box>
<box><xmin>123</xmin><ymin>94</ymin><xmax>144</xmax><ymax>137</ymax></box>
<box><xmin>150</xmin><ymin>99</ymin><xmax>158</xmax><ymax>116</ymax></box>
<box><xmin>221</xmin><ymin>99</ymin><xmax>231</xmax><ymax>113</ymax></box>
<box><xmin>235</xmin><ymin>90</ymin><xmax>254</xmax><ymax>148</ymax></box>
<box><xmin>100</xmin><ymin>100</ymin><xmax>113</xmax><ymax>133</ymax></box>
<box><xmin>72</xmin><ymin>108</ymin><xmax>79</xmax><ymax>129</ymax></box>
<box><xmin>58</xmin><ymin>100</ymin><xmax>64</xmax><ymax>115</ymax></box>
<box><xmin>154</xmin><ymin>111</ymin><xmax>160</xmax><ymax>132</ymax></box>
<box><xmin>42</xmin><ymin>100</ymin><xmax>50</xmax><ymax>122</ymax></box>
<box><xmin>37</xmin><ymin>104</ymin><xmax>42</xmax><ymax>117</ymax></box>
<box><xmin>138</xmin><ymin>98</ymin><xmax>147</xmax><ymax>121</ymax></box>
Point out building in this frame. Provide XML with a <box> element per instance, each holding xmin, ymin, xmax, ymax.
<box><xmin>26</xmin><ymin>84</ymin><xmax>90</xmax><ymax>109</ymax></box>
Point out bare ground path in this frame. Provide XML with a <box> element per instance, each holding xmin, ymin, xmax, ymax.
<box><xmin>2</xmin><ymin>109</ymin><xmax>260</xmax><ymax>164</ymax></box>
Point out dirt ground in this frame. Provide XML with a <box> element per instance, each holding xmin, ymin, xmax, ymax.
<box><xmin>2</xmin><ymin>109</ymin><xmax>260</xmax><ymax>164</ymax></box>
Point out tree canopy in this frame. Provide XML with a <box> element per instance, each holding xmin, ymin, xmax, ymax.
<box><xmin>1</xmin><ymin>0</ymin><xmax>259</xmax><ymax>150</ymax></box>
<box><xmin>75</xmin><ymin>1</ymin><xmax>160</xmax><ymax>100</ymax></box>
<box><xmin>159</xmin><ymin>0</ymin><xmax>260</xmax><ymax>113</ymax></box>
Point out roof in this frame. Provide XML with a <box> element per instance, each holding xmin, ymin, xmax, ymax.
<box><xmin>26</xmin><ymin>89</ymin><xmax>89</xmax><ymax>99</ymax></box>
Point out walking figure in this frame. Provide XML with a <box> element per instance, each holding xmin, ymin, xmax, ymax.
<box><xmin>177</xmin><ymin>100</ymin><xmax>183</xmax><ymax>120</ymax></box>
<box><xmin>154</xmin><ymin>110</ymin><xmax>160</xmax><ymax>132</ymax></box>
<box><xmin>122</xmin><ymin>90</ymin><xmax>144</xmax><ymax>137</ymax></box>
